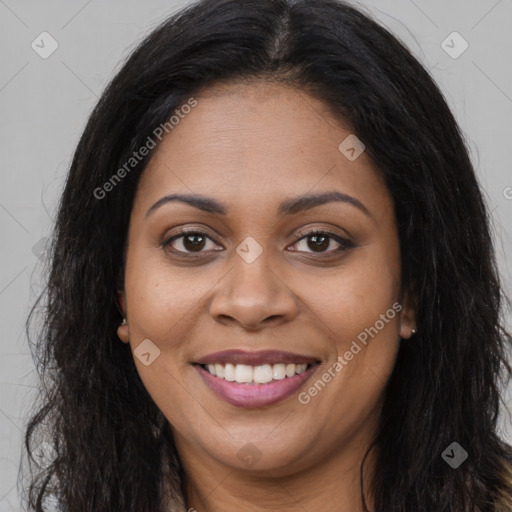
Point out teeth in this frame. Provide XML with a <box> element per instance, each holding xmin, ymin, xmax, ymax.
<box><xmin>272</xmin><ymin>363</ymin><xmax>286</xmax><ymax>380</ymax></box>
<box><xmin>224</xmin><ymin>363</ymin><xmax>236</xmax><ymax>381</ymax></box>
<box><xmin>214</xmin><ymin>363</ymin><xmax>225</xmax><ymax>378</ymax></box>
<box><xmin>253</xmin><ymin>364</ymin><xmax>273</xmax><ymax>384</ymax></box>
<box><xmin>235</xmin><ymin>364</ymin><xmax>253</xmax><ymax>383</ymax></box>
<box><xmin>296</xmin><ymin>364</ymin><xmax>306</xmax><ymax>375</ymax></box>
<box><xmin>203</xmin><ymin>362</ymin><xmax>310</xmax><ymax>383</ymax></box>
<box><xmin>285</xmin><ymin>363</ymin><xmax>296</xmax><ymax>377</ymax></box>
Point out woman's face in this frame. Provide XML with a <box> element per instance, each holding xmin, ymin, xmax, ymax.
<box><xmin>118</xmin><ymin>81</ymin><xmax>416</xmax><ymax>477</ymax></box>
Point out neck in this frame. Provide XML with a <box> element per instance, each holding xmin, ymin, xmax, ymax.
<box><xmin>175</xmin><ymin>433</ymin><xmax>377</xmax><ymax>512</ymax></box>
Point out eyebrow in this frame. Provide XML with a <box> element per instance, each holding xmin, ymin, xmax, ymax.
<box><xmin>145</xmin><ymin>191</ymin><xmax>372</xmax><ymax>219</ymax></box>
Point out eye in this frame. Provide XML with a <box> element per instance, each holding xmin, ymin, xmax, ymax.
<box><xmin>163</xmin><ymin>229</ymin><xmax>221</xmax><ymax>254</ymax></box>
<box><xmin>162</xmin><ymin>228</ymin><xmax>355</xmax><ymax>257</ymax></box>
<box><xmin>289</xmin><ymin>229</ymin><xmax>355</xmax><ymax>255</ymax></box>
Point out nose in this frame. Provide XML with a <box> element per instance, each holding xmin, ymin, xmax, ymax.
<box><xmin>209</xmin><ymin>249</ymin><xmax>299</xmax><ymax>331</ymax></box>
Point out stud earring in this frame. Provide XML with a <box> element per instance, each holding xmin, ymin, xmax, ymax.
<box><xmin>411</xmin><ymin>328</ymin><xmax>416</xmax><ymax>335</ymax></box>
<box><xmin>120</xmin><ymin>318</ymin><xmax>127</xmax><ymax>326</ymax></box>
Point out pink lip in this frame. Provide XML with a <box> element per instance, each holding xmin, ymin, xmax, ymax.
<box><xmin>194</xmin><ymin>349</ymin><xmax>318</xmax><ymax>366</ymax></box>
<box><xmin>194</xmin><ymin>363</ymin><xmax>319</xmax><ymax>408</ymax></box>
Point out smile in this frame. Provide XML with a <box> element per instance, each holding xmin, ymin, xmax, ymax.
<box><xmin>201</xmin><ymin>362</ymin><xmax>311</xmax><ymax>384</ymax></box>
<box><xmin>194</xmin><ymin>361</ymin><xmax>320</xmax><ymax>407</ymax></box>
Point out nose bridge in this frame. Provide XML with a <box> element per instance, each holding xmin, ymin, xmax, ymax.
<box><xmin>233</xmin><ymin>241</ymin><xmax>278</xmax><ymax>295</ymax></box>
<box><xmin>209</xmin><ymin>237</ymin><xmax>297</xmax><ymax>328</ymax></box>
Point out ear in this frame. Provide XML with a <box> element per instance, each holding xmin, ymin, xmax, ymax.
<box><xmin>116</xmin><ymin>289</ymin><xmax>130</xmax><ymax>344</ymax></box>
<box><xmin>399</xmin><ymin>283</ymin><xmax>417</xmax><ymax>340</ymax></box>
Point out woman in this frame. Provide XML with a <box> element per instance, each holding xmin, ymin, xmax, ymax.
<box><xmin>23</xmin><ymin>0</ymin><xmax>512</xmax><ymax>510</ymax></box>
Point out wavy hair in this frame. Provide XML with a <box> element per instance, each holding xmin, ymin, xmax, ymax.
<box><xmin>23</xmin><ymin>0</ymin><xmax>512</xmax><ymax>510</ymax></box>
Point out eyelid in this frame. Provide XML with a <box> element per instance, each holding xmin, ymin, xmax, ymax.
<box><xmin>290</xmin><ymin>227</ymin><xmax>355</xmax><ymax>252</ymax></box>
<box><xmin>162</xmin><ymin>227</ymin><xmax>222</xmax><ymax>251</ymax></box>
<box><xmin>292</xmin><ymin>227</ymin><xmax>350</xmax><ymax>243</ymax></box>
<box><xmin>162</xmin><ymin>226</ymin><xmax>354</xmax><ymax>256</ymax></box>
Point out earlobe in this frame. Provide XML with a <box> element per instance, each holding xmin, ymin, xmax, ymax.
<box><xmin>399</xmin><ymin>285</ymin><xmax>417</xmax><ymax>340</ymax></box>
<box><xmin>116</xmin><ymin>290</ymin><xmax>130</xmax><ymax>343</ymax></box>
<box><xmin>117</xmin><ymin>322</ymin><xmax>130</xmax><ymax>344</ymax></box>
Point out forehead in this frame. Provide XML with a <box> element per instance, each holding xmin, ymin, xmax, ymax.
<box><xmin>134</xmin><ymin>81</ymin><xmax>392</xmax><ymax>219</ymax></box>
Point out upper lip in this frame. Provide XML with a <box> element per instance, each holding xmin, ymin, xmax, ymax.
<box><xmin>194</xmin><ymin>349</ymin><xmax>319</xmax><ymax>366</ymax></box>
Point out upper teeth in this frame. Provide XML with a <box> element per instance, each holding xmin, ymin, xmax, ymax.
<box><xmin>205</xmin><ymin>363</ymin><xmax>309</xmax><ymax>384</ymax></box>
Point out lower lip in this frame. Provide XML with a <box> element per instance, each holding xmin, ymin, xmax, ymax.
<box><xmin>194</xmin><ymin>364</ymin><xmax>319</xmax><ymax>407</ymax></box>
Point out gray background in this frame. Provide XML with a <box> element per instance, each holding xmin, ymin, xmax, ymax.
<box><xmin>1</xmin><ymin>0</ymin><xmax>511</xmax><ymax>510</ymax></box>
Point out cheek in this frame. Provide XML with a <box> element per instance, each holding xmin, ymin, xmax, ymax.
<box><xmin>124</xmin><ymin>249</ymin><xmax>210</xmax><ymax>340</ymax></box>
<box><xmin>305</xmin><ymin>248</ymin><xmax>401</xmax><ymax>376</ymax></box>
<box><xmin>123</xmin><ymin>257</ymin><xmax>197</xmax><ymax>412</ymax></box>
<box><xmin>300</xmin><ymin>268</ymin><xmax>401</xmax><ymax>433</ymax></box>
<box><xmin>303</xmin><ymin>250</ymin><xmax>399</xmax><ymax>329</ymax></box>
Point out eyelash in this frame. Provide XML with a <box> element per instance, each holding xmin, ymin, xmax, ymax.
<box><xmin>162</xmin><ymin>228</ymin><xmax>355</xmax><ymax>258</ymax></box>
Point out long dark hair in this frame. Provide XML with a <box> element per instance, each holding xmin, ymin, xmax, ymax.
<box><xmin>23</xmin><ymin>0</ymin><xmax>512</xmax><ymax>510</ymax></box>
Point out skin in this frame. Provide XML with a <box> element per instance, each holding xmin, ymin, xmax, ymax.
<box><xmin>117</xmin><ymin>80</ymin><xmax>416</xmax><ymax>512</ymax></box>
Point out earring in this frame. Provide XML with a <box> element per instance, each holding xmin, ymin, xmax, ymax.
<box><xmin>411</xmin><ymin>328</ymin><xmax>416</xmax><ymax>335</ymax></box>
<box><xmin>120</xmin><ymin>318</ymin><xmax>127</xmax><ymax>326</ymax></box>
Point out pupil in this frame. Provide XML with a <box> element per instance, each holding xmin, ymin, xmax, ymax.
<box><xmin>184</xmin><ymin>234</ymin><xmax>205</xmax><ymax>251</ymax></box>
<box><xmin>308</xmin><ymin>234</ymin><xmax>328</xmax><ymax>252</ymax></box>
<box><xmin>181</xmin><ymin>234</ymin><xmax>330</xmax><ymax>253</ymax></box>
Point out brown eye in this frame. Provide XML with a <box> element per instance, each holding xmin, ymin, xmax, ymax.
<box><xmin>305</xmin><ymin>233</ymin><xmax>330</xmax><ymax>252</ymax></box>
<box><xmin>182</xmin><ymin>233</ymin><xmax>206</xmax><ymax>251</ymax></box>
<box><xmin>290</xmin><ymin>230</ymin><xmax>355</xmax><ymax>255</ymax></box>
<box><xmin>163</xmin><ymin>230</ymin><xmax>220</xmax><ymax>254</ymax></box>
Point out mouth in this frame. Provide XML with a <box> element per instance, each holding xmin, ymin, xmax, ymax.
<box><xmin>196</xmin><ymin>361</ymin><xmax>317</xmax><ymax>384</ymax></box>
<box><xmin>192</xmin><ymin>350</ymin><xmax>321</xmax><ymax>407</ymax></box>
